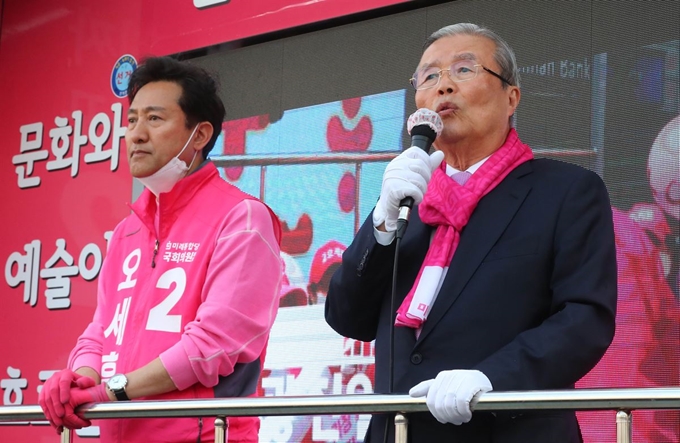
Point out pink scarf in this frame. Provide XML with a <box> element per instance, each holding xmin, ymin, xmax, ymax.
<box><xmin>395</xmin><ymin>129</ymin><xmax>534</xmax><ymax>328</ymax></box>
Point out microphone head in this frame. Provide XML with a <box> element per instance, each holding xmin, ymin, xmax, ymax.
<box><xmin>407</xmin><ymin>108</ymin><xmax>443</xmax><ymax>137</ymax></box>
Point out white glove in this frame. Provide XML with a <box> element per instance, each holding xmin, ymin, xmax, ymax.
<box><xmin>409</xmin><ymin>369</ymin><xmax>492</xmax><ymax>425</ymax></box>
<box><xmin>373</xmin><ymin>147</ymin><xmax>445</xmax><ymax>231</ymax></box>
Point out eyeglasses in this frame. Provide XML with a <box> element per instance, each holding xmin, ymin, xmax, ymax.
<box><xmin>410</xmin><ymin>60</ymin><xmax>512</xmax><ymax>90</ymax></box>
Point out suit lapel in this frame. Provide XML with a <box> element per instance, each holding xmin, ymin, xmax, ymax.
<box><xmin>415</xmin><ymin>161</ymin><xmax>533</xmax><ymax>345</ymax></box>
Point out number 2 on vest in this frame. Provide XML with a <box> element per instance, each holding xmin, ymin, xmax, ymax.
<box><xmin>146</xmin><ymin>267</ymin><xmax>186</xmax><ymax>333</ymax></box>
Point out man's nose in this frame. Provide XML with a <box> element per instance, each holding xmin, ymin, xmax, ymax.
<box><xmin>126</xmin><ymin>122</ymin><xmax>149</xmax><ymax>144</ymax></box>
<box><xmin>437</xmin><ymin>70</ymin><xmax>456</xmax><ymax>94</ymax></box>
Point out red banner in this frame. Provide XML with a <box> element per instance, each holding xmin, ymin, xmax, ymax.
<box><xmin>0</xmin><ymin>0</ymin><xmax>409</xmax><ymax>440</ymax></box>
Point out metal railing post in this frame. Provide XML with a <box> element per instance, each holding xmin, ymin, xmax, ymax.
<box><xmin>394</xmin><ymin>413</ymin><xmax>408</xmax><ymax>443</ymax></box>
<box><xmin>616</xmin><ymin>410</ymin><xmax>632</xmax><ymax>443</ymax></box>
<box><xmin>60</xmin><ymin>428</ymin><xmax>72</xmax><ymax>443</ymax></box>
<box><xmin>214</xmin><ymin>416</ymin><xmax>227</xmax><ymax>443</ymax></box>
<box><xmin>259</xmin><ymin>166</ymin><xmax>266</xmax><ymax>201</ymax></box>
<box><xmin>354</xmin><ymin>162</ymin><xmax>362</xmax><ymax>234</ymax></box>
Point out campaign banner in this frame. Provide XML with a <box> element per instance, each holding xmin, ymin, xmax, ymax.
<box><xmin>0</xmin><ymin>1</ymin><xmax>408</xmax><ymax>441</ymax></box>
<box><xmin>1</xmin><ymin>10</ymin><xmax>404</xmax><ymax>429</ymax></box>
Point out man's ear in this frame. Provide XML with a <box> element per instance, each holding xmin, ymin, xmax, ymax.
<box><xmin>192</xmin><ymin>121</ymin><xmax>214</xmax><ymax>154</ymax></box>
<box><xmin>507</xmin><ymin>86</ymin><xmax>521</xmax><ymax>117</ymax></box>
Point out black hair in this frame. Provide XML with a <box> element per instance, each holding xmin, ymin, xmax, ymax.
<box><xmin>127</xmin><ymin>56</ymin><xmax>226</xmax><ymax>159</ymax></box>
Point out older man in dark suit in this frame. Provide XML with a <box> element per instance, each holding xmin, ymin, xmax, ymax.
<box><xmin>325</xmin><ymin>23</ymin><xmax>616</xmax><ymax>443</ymax></box>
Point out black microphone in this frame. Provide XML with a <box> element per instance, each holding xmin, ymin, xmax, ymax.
<box><xmin>396</xmin><ymin>108</ymin><xmax>443</xmax><ymax>239</ymax></box>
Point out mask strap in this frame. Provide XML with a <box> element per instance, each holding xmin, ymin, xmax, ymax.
<box><xmin>177</xmin><ymin>124</ymin><xmax>200</xmax><ymax>159</ymax></box>
<box><xmin>186</xmin><ymin>149</ymin><xmax>199</xmax><ymax>173</ymax></box>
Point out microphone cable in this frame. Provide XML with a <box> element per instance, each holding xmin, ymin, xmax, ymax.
<box><xmin>380</xmin><ymin>107</ymin><xmax>441</xmax><ymax>443</ymax></box>
<box><xmin>383</xmin><ymin>219</ymin><xmax>409</xmax><ymax>443</ymax></box>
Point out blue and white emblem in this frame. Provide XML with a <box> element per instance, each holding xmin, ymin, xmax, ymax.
<box><xmin>111</xmin><ymin>54</ymin><xmax>137</xmax><ymax>98</ymax></box>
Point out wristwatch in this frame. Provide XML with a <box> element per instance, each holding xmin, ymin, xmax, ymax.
<box><xmin>106</xmin><ymin>374</ymin><xmax>130</xmax><ymax>401</ymax></box>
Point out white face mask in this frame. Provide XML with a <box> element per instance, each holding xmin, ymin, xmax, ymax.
<box><xmin>137</xmin><ymin>125</ymin><xmax>200</xmax><ymax>196</ymax></box>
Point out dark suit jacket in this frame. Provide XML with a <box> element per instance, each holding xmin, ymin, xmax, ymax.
<box><xmin>325</xmin><ymin>158</ymin><xmax>617</xmax><ymax>443</ymax></box>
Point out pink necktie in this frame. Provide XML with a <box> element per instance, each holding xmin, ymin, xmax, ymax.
<box><xmin>452</xmin><ymin>170</ymin><xmax>472</xmax><ymax>186</ymax></box>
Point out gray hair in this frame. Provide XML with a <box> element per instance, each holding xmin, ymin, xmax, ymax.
<box><xmin>424</xmin><ymin>23</ymin><xmax>520</xmax><ymax>88</ymax></box>
<box><xmin>424</xmin><ymin>23</ymin><xmax>520</xmax><ymax>126</ymax></box>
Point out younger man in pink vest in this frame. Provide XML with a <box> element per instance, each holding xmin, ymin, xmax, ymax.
<box><xmin>39</xmin><ymin>56</ymin><xmax>283</xmax><ymax>443</ymax></box>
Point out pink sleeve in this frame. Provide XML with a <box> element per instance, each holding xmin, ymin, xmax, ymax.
<box><xmin>68</xmin><ymin>222</ymin><xmax>125</xmax><ymax>373</ymax></box>
<box><xmin>68</xmin><ymin>321</ymin><xmax>105</xmax><ymax>372</ymax></box>
<box><xmin>160</xmin><ymin>199</ymin><xmax>282</xmax><ymax>390</ymax></box>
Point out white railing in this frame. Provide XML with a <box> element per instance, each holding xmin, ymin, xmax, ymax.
<box><xmin>2</xmin><ymin>388</ymin><xmax>680</xmax><ymax>443</ymax></box>
<box><xmin>209</xmin><ymin>147</ymin><xmax>593</xmax><ymax>233</ymax></box>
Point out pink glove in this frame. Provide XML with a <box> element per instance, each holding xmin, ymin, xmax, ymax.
<box><xmin>39</xmin><ymin>369</ymin><xmax>96</xmax><ymax>433</ymax></box>
<box><xmin>62</xmin><ymin>381</ymin><xmax>111</xmax><ymax>431</ymax></box>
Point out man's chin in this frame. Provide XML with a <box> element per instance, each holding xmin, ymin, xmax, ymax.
<box><xmin>437</xmin><ymin>129</ymin><xmax>463</xmax><ymax>145</ymax></box>
<box><xmin>128</xmin><ymin>159</ymin><xmax>157</xmax><ymax>176</ymax></box>
<box><xmin>130</xmin><ymin>168</ymin><xmax>156</xmax><ymax>179</ymax></box>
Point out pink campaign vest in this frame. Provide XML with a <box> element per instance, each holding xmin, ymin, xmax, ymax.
<box><xmin>70</xmin><ymin>163</ymin><xmax>282</xmax><ymax>443</ymax></box>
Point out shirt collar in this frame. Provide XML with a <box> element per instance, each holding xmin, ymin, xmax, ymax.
<box><xmin>445</xmin><ymin>155</ymin><xmax>490</xmax><ymax>177</ymax></box>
